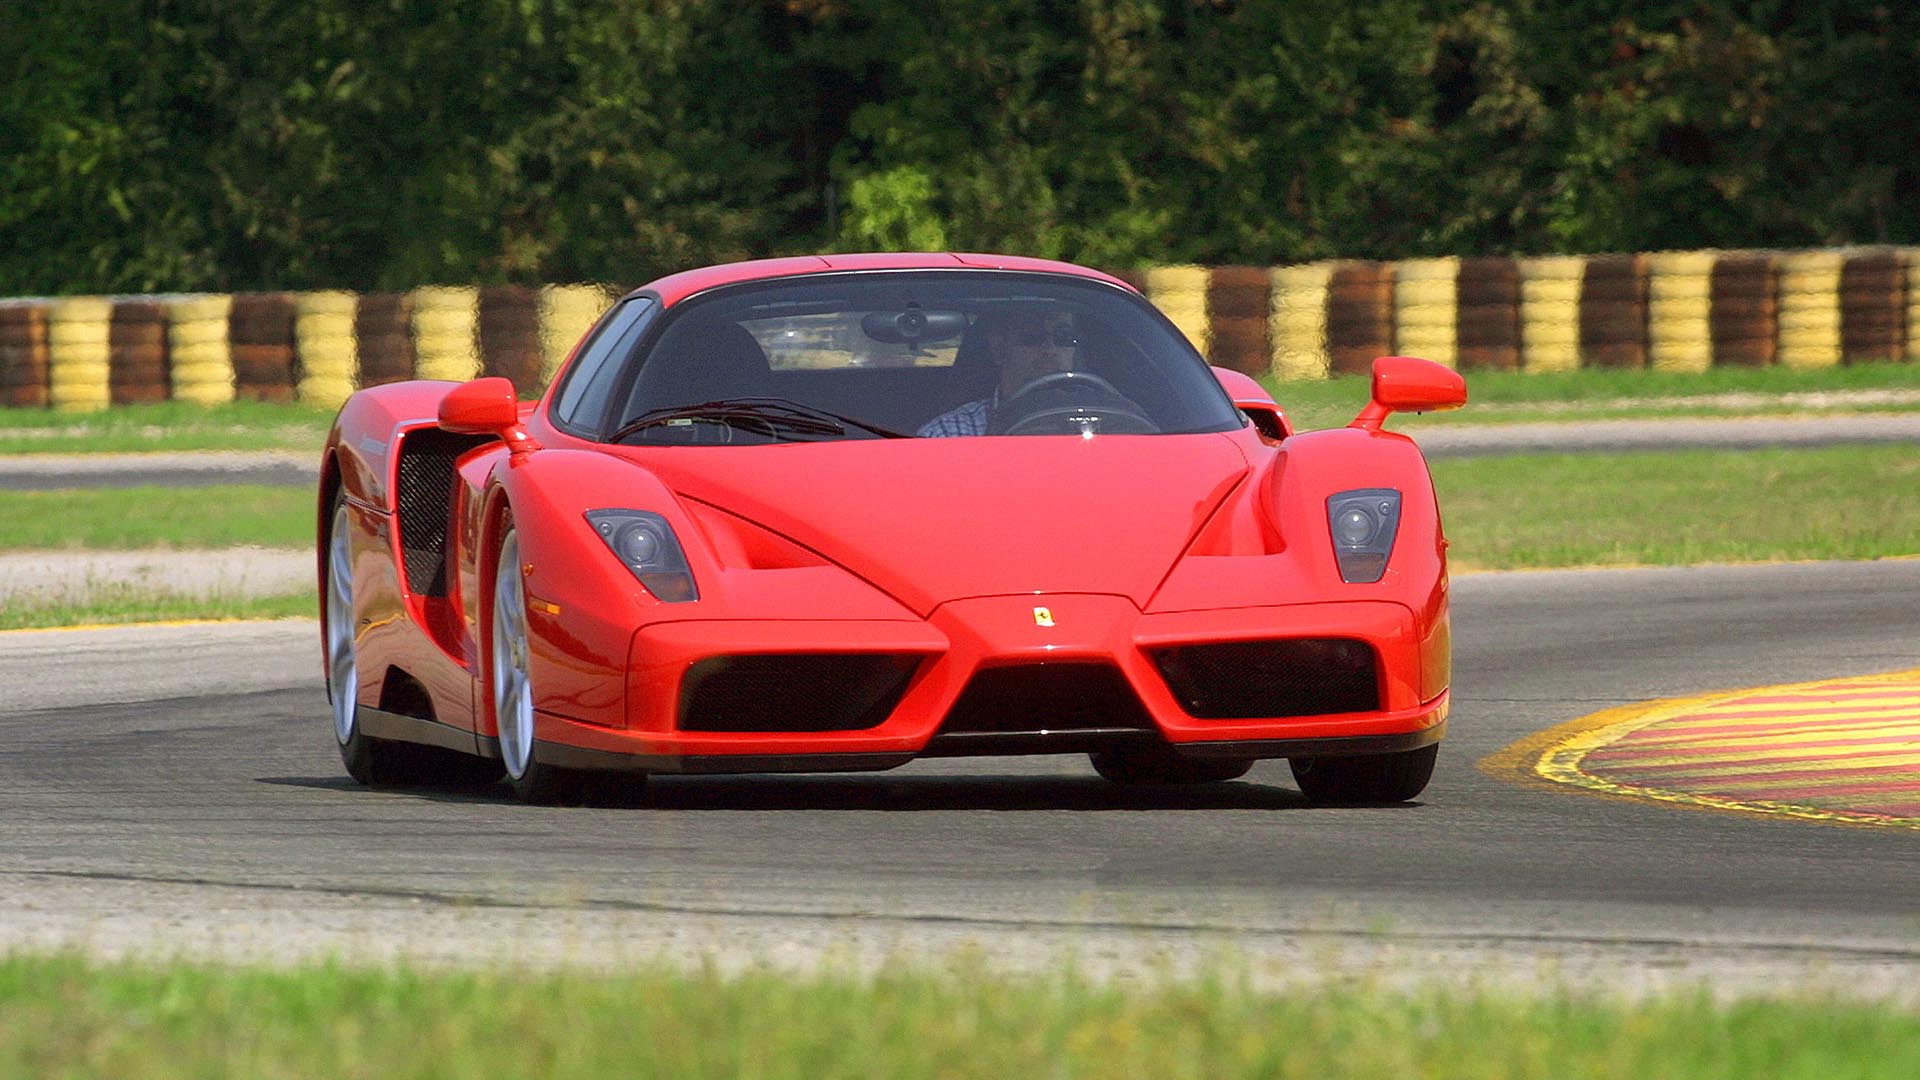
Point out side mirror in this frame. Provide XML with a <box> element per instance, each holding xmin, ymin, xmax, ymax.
<box><xmin>439</xmin><ymin>377</ymin><xmax>537</xmax><ymax>453</ymax></box>
<box><xmin>1350</xmin><ymin>356</ymin><xmax>1466</xmax><ymax>432</ymax></box>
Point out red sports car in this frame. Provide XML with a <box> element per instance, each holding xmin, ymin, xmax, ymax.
<box><xmin>320</xmin><ymin>253</ymin><xmax>1465</xmax><ymax>803</ymax></box>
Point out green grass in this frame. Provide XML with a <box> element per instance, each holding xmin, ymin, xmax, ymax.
<box><xmin>1269</xmin><ymin>358</ymin><xmax>1920</xmax><ymax>432</ymax></box>
<box><xmin>1</xmin><ymin>953</ymin><xmax>1915</xmax><ymax>1080</ymax></box>
<box><xmin>0</xmin><ymin>590</ymin><xmax>312</xmax><ymax>630</ymax></box>
<box><xmin>0</xmin><ymin>400</ymin><xmax>333</xmax><ymax>454</ymax></box>
<box><xmin>1434</xmin><ymin>444</ymin><xmax>1920</xmax><ymax>571</ymax></box>
<box><xmin>0</xmin><ymin>485</ymin><xmax>313</xmax><ymax>549</ymax></box>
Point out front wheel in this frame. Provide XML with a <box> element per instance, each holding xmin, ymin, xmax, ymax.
<box><xmin>490</xmin><ymin>521</ymin><xmax>592</xmax><ymax>804</ymax></box>
<box><xmin>1288</xmin><ymin>744</ymin><xmax>1438</xmax><ymax>805</ymax></box>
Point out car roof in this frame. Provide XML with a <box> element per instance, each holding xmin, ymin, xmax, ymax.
<box><xmin>634</xmin><ymin>253</ymin><xmax>1137</xmax><ymax>307</ymax></box>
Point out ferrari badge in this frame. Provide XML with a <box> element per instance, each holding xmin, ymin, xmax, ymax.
<box><xmin>1033</xmin><ymin>606</ymin><xmax>1055</xmax><ymax>627</ymax></box>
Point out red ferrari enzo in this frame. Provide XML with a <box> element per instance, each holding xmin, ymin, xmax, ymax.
<box><xmin>320</xmin><ymin>253</ymin><xmax>1465</xmax><ymax>803</ymax></box>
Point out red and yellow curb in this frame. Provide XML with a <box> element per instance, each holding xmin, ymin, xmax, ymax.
<box><xmin>1482</xmin><ymin>668</ymin><xmax>1920</xmax><ymax>830</ymax></box>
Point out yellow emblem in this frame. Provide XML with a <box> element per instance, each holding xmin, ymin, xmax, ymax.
<box><xmin>1033</xmin><ymin>606</ymin><xmax>1055</xmax><ymax>627</ymax></box>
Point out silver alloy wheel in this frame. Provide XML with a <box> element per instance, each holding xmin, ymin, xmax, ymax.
<box><xmin>492</xmin><ymin>530</ymin><xmax>536</xmax><ymax>780</ymax></box>
<box><xmin>325</xmin><ymin>502</ymin><xmax>359</xmax><ymax>745</ymax></box>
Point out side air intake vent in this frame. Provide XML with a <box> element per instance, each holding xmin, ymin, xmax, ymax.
<box><xmin>394</xmin><ymin>429</ymin><xmax>491</xmax><ymax>595</ymax></box>
<box><xmin>1153</xmin><ymin>638</ymin><xmax>1379</xmax><ymax>719</ymax></box>
<box><xmin>678</xmin><ymin>654</ymin><xmax>919</xmax><ymax>732</ymax></box>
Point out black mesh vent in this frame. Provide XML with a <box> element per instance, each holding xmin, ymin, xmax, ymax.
<box><xmin>939</xmin><ymin>663</ymin><xmax>1152</xmax><ymax>735</ymax></box>
<box><xmin>1154</xmin><ymin>638</ymin><xmax>1379</xmax><ymax>719</ymax></box>
<box><xmin>394</xmin><ymin>429</ymin><xmax>490</xmax><ymax>595</ymax></box>
<box><xmin>679</xmin><ymin>654</ymin><xmax>919</xmax><ymax>732</ymax></box>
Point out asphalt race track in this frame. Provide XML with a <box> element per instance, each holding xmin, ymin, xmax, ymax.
<box><xmin>3</xmin><ymin>560</ymin><xmax>1917</xmax><ymax>996</ymax></box>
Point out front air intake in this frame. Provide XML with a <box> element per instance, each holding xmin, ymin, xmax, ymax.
<box><xmin>938</xmin><ymin>663</ymin><xmax>1153</xmax><ymax>735</ymax></box>
<box><xmin>678</xmin><ymin>654</ymin><xmax>919</xmax><ymax>732</ymax></box>
<box><xmin>1153</xmin><ymin>638</ymin><xmax>1379</xmax><ymax>719</ymax></box>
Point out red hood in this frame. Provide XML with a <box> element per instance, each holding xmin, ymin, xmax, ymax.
<box><xmin>625</xmin><ymin>436</ymin><xmax>1249</xmax><ymax>616</ymax></box>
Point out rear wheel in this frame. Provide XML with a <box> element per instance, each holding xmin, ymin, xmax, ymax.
<box><xmin>326</xmin><ymin>491</ymin><xmax>432</xmax><ymax>785</ymax></box>
<box><xmin>490</xmin><ymin>521</ymin><xmax>593</xmax><ymax>804</ymax></box>
<box><xmin>1089</xmin><ymin>746</ymin><xmax>1254</xmax><ymax>785</ymax></box>
<box><xmin>1288</xmin><ymin>744</ymin><xmax>1438</xmax><ymax>805</ymax></box>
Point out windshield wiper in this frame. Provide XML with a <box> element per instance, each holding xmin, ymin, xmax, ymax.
<box><xmin>727</xmin><ymin>397</ymin><xmax>912</xmax><ymax>439</ymax></box>
<box><xmin>608</xmin><ymin>398</ymin><xmax>909</xmax><ymax>444</ymax></box>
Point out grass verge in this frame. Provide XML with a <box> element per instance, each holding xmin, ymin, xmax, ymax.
<box><xmin>0</xmin><ymin>590</ymin><xmax>312</xmax><ymax>631</ymax></box>
<box><xmin>1269</xmin><ymin>359</ymin><xmax>1920</xmax><ymax>431</ymax></box>
<box><xmin>0</xmin><ymin>485</ymin><xmax>312</xmax><ymax>549</ymax></box>
<box><xmin>1434</xmin><ymin>443</ymin><xmax>1920</xmax><ymax>571</ymax></box>
<box><xmin>0</xmin><ymin>400</ymin><xmax>333</xmax><ymax>455</ymax></box>
<box><xmin>3</xmin><ymin>953</ymin><xmax>1915</xmax><ymax>1080</ymax></box>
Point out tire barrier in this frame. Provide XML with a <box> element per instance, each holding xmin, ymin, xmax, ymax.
<box><xmin>108</xmin><ymin>300</ymin><xmax>170</xmax><ymax>404</ymax></box>
<box><xmin>1145</xmin><ymin>265</ymin><xmax>1211</xmax><ymax>360</ymax></box>
<box><xmin>1206</xmin><ymin>266</ymin><xmax>1271</xmax><ymax>375</ymax></box>
<box><xmin>294</xmin><ymin>291</ymin><xmax>358</xmax><ymax>409</ymax></box>
<box><xmin>1708</xmin><ymin>255</ymin><xmax>1775</xmax><ymax>367</ymax></box>
<box><xmin>229</xmin><ymin>293</ymin><xmax>297</xmax><ymax>403</ymax></box>
<box><xmin>1457</xmin><ymin>257</ymin><xmax>1520</xmax><ymax>371</ymax></box>
<box><xmin>1579</xmin><ymin>255</ymin><xmax>1650</xmax><ymax>369</ymax></box>
<box><xmin>0</xmin><ymin>251</ymin><xmax>1910</xmax><ymax>411</ymax></box>
<box><xmin>413</xmin><ymin>285</ymin><xmax>481</xmax><ymax>383</ymax></box>
<box><xmin>1776</xmin><ymin>251</ymin><xmax>1845</xmax><ymax>369</ymax></box>
<box><xmin>538</xmin><ymin>284</ymin><xmax>613</xmax><ymax>385</ymax></box>
<box><xmin>1647</xmin><ymin>250</ymin><xmax>1716</xmax><ymax>373</ymax></box>
<box><xmin>167</xmin><ymin>294</ymin><xmax>234</xmax><ymax>405</ymax></box>
<box><xmin>1517</xmin><ymin>256</ymin><xmax>1583</xmax><ymax>373</ymax></box>
<box><xmin>47</xmin><ymin>297</ymin><xmax>112</xmax><ymax>412</ymax></box>
<box><xmin>0</xmin><ymin>302</ymin><xmax>51</xmax><ymax>408</ymax></box>
<box><xmin>1326</xmin><ymin>262</ymin><xmax>1393</xmax><ymax>376</ymax></box>
<box><xmin>1269</xmin><ymin>262</ymin><xmax>1334</xmax><ymax>380</ymax></box>
<box><xmin>354</xmin><ymin>292</ymin><xmax>416</xmax><ymax>388</ymax></box>
<box><xmin>478</xmin><ymin>286</ymin><xmax>543</xmax><ymax>396</ymax></box>
<box><xmin>1909</xmin><ymin>249</ymin><xmax>1920</xmax><ymax>365</ymax></box>
<box><xmin>1840</xmin><ymin>249</ymin><xmax>1903</xmax><ymax>364</ymax></box>
<box><xmin>1392</xmin><ymin>257</ymin><xmax>1459</xmax><ymax>369</ymax></box>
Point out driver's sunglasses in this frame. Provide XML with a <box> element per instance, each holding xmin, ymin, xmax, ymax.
<box><xmin>1013</xmin><ymin>329</ymin><xmax>1078</xmax><ymax>348</ymax></box>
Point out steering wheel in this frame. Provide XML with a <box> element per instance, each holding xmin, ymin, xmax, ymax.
<box><xmin>989</xmin><ymin>371</ymin><xmax>1159</xmax><ymax>436</ymax></box>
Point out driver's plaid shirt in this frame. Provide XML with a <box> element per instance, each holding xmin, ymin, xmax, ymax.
<box><xmin>916</xmin><ymin>395</ymin><xmax>994</xmax><ymax>437</ymax></box>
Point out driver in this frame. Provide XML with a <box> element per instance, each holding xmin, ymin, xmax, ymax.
<box><xmin>917</xmin><ymin>310</ymin><xmax>1079</xmax><ymax>437</ymax></box>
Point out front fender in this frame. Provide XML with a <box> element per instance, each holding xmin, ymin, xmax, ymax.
<box><xmin>465</xmin><ymin>448</ymin><xmax>695</xmax><ymax>730</ymax></box>
<box><xmin>1150</xmin><ymin>427</ymin><xmax>1450</xmax><ymax>701</ymax></box>
<box><xmin>1260</xmin><ymin>427</ymin><xmax>1444</xmax><ymax>589</ymax></box>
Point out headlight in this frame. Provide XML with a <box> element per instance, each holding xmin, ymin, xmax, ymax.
<box><xmin>585</xmin><ymin>509</ymin><xmax>698</xmax><ymax>602</ymax></box>
<box><xmin>1325</xmin><ymin>489</ymin><xmax>1401</xmax><ymax>584</ymax></box>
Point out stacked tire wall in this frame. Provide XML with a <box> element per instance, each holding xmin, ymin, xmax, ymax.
<box><xmin>1</xmin><ymin>249</ymin><xmax>1915</xmax><ymax>411</ymax></box>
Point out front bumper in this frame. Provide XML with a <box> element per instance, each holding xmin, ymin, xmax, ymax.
<box><xmin>520</xmin><ymin>594</ymin><xmax>1450</xmax><ymax>771</ymax></box>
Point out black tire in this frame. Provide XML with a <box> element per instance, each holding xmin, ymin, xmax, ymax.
<box><xmin>488</xmin><ymin>516</ymin><xmax>601</xmax><ymax>805</ymax></box>
<box><xmin>1288</xmin><ymin>744</ymin><xmax>1438</xmax><ymax>805</ymax></box>
<box><xmin>325</xmin><ymin>486</ymin><xmax>444</xmax><ymax>787</ymax></box>
<box><xmin>1089</xmin><ymin>746</ymin><xmax>1254</xmax><ymax>785</ymax></box>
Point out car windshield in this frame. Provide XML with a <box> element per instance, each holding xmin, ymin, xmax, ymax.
<box><xmin>579</xmin><ymin>271</ymin><xmax>1244</xmax><ymax>444</ymax></box>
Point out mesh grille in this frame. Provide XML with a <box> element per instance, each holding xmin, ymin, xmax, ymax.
<box><xmin>394</xmin><ymin>429</ymin><xmax>490</xmax><ymax>595</ymax></box>
<box><xmin>939</xmin><ymin>663</ymin><xmax>1152</xmax><ymax>735</ymax></box>
<box><xmin>1153</xmin><ymin>638</ymin><xmax>1378</xmax><ymax>719</ymax></box>
<box><xmin>679</xmin><ymin>654</ymin><xmax>919</xmax><ymax>732</ymax></box>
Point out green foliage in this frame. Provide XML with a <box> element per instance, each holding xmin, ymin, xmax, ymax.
<box><xmin>2</xmin><ymin>1</ymin><xmax>1916</xmax><ymax>294</ymax></box>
